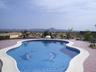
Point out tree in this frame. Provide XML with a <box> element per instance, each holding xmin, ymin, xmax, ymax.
<box><xmin>21</xmin><ymin>30</ymin><xmax>29</xmax><ymax>38</ymax></box>
<box><xmin>42</xmin><ymin>30</ymin><xmax>52</xmax><ymax>38</ymax></box>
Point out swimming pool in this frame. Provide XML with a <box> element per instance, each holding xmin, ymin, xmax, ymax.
<box><xmin>7</xmin><ymin>40</ymin><xmax>80</xmax><ymax>72</ymax></box>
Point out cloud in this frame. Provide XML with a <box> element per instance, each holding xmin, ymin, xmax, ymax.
<box><xmin>0</xmin><ymin>0</ymin><xmax>7</xmax><ymax>9</ymax></box>
<box><xmin>29</xmin><ymin>0</ymin><xmax>96</xmax><ymax>31</ymax></box>
<box><xmin>0</xmin><ymin>0</ymin><xmax>96</xmax><ymax>31</ymax></box>
<box><xmin>31</xmin><ymin>0</ymin><xmax>66</xmax><ymax>9</ymax></box>
<box><xmin>30</xmin><ymin>0</ymin><xmax>73</xmax><ymax>12</ymax></box>
<box><xmin>30</xmin><ymin>0</ymin><xmax>96</xmax><ymax>13</ymax></box>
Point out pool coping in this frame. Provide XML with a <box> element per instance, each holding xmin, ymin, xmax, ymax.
<box><xmin>0</xmin><ymin>39</ymin><xmax>89</xmax><ymax>72</ymax></box>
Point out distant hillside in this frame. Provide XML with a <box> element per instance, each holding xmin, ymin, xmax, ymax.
<box><xmin>0</xmin><ymin>28</ymin><xmax>68</xmax><ymax>32</ymax></box>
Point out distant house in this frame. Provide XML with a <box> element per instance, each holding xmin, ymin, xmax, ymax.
<box><xmin>9</xmin><ymin>32</ymin><xmax>21</xmax><ymax>39</ymax></box>
<box><xmin>0</xmin><ymin>32</ymin><xmax>22</xmax><ymax>40</ymax></box>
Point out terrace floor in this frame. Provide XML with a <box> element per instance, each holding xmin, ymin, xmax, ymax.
<box><xmin>0</xmin><ymin>39</ymin><xmax>96</xmax><ymax>72</ymax></box>
<box><xmin>69</xmin><ymin>39</ymin><xmax>96</xmax><ymax>72</ymax></box>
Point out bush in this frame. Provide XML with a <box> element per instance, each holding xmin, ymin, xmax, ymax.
<box><xmin>83</xmin><ymin>31</ymin><xmax>96</xmax><ymax>43</ymax></box>
<box><xmin>89</xmin><ymin>43</ymin><xmax>96</xmax><ymax>49</ymax></box>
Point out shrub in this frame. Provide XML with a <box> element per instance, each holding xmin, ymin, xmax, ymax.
<box><xmin>89</xmin><ymin>43</ymin><xmax>96</xmax><ymax>49</ymax></box>
<box><xmin>0</xmin><ymin>36</ymin><xmax>10</xmax><ymax>40</ymax></box>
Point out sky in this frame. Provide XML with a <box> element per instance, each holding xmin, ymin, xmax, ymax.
<box><xmin>0</xmin><ymin>0</ymin><xmax>96</xmax><ymax>31</ymax></box>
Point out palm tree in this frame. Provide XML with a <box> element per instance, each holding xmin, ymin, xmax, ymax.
<box><xmin>66</xmin><ymin>28</ymin><xmax>73</xmax><ymax>39</ymax></box>
<box><xmin>87</xmin><ymin>25</ymin><xmax>96</xmax><ymax>48</ymax></box>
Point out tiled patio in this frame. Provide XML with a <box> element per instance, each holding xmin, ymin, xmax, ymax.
<box><xmin>70</xmin><ymin>40</ymin><xmax>96</xmax><ymax>72</ymax></box>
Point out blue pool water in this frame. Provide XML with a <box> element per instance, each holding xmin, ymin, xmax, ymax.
<box><xmin>7</xmin><ymin>40</ymin><xmax>80</xmax><ymax>72</ymax></box>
